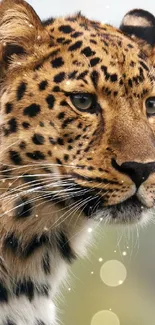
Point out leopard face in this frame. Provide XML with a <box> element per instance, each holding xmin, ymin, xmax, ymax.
<box><xmin>0</xmin><ymin>1</ymin><xmax>155</xmax><ymax>228</ymax></box>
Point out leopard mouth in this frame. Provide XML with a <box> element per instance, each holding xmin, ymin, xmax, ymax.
<box><xmin>87</xmin><ymin>194</ymin><xmax>150</xmax><ymax>224</ymax></box>
<box><xmin>64</xmin><ymin>181</ymin><xmax>150</xmax><ymax>223</ymax></box>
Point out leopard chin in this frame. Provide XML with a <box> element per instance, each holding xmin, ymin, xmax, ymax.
<box><xmin>95</xmin><ymin>195</ymin><xmax>154</xmax><ymax>225</ymax></box>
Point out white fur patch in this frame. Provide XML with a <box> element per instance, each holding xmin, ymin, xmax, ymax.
<box><xmin>0</xmin><ymin>296</ymin><xmax>56</xmax><ymax>325</ymax></box>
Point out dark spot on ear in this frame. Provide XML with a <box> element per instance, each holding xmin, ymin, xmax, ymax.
<box><xmin>23</xmin><ymin>104</ymin><xmax>41</xmax><ymax>117</ymax></box>
<box><xmin>26</xmin><ymin>151</ymin><xmax>45</xmax><ymax>160</ymax></box>
<box><xmin>46</xmin><ymin>94</ymin><xmax>55</xmax><ymax>109</ymax></box>
<box><xmin>121</xmin><ymin>25</ymin><xmax>155</xmax><ymax>46</ymax></box>
<box><xmin>17</xmin><ymin>82</ymin><xmax>27</xmax><ymax>101</ymax></box>
<box><xmin>3</xmin><ymin>44</ymin><xmax>25</xmax><ymax>64</ymax></box>
<box><xmin>39</xmin><ymin>80</ymin><xmax>48</xmax><ymax>91</ymax></box>
<box><xmin>51</xmin><ymin>57</ymin><xmax>64</xmax><ymax>68</ymax></box>
<box><xmin>9</xmin><ymin>150</ymin><xmax>22</xmax><ymax>165</ymax></box>
<box><xmin>5</xmin><ymin>102</ymin><xmax>13</xmax><ymax>114</ymax></box>
<box><xmin>32</xmin><ymin>133</ymin><xmax>45</xmax><ymax>145</ymax></box>
<box><xmin>59</xmin><ymin>25</ymin><xmax>74</xmax><ymax>33</ymax></box>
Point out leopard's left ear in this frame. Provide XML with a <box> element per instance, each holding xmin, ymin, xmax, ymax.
<box><xmin>0</xmin><ymin>0</ymin><xmax>50</xmax><ymax>75</ymax></box>
<box><xmin>120</xmin><ymin>9</ymin><xmax>155</xmax><ymax>47</ymax></box>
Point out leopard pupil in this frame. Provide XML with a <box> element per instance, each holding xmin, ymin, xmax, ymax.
<box><xmin>78</xmin><ymin>96</ymin><xmax>89</xmax><ymax>106</ymax></box>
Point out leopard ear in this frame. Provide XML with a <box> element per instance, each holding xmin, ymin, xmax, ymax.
<box><xmin>0</xmin><ymin>0</ymin><xmax>48</xmax><ymax>68</ymax></box>
<box><xmin>120</xmin><ymin>9</ymin><xmax>155</xmax><ymax>47</ymax></box>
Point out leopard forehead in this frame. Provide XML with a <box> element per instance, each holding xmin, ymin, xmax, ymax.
<box><xmin>5</xmin><ymin>14</ymin><xmax>154</xmax><ymax>95</ymax></box>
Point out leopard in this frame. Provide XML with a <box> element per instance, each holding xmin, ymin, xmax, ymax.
<box><xmin>0</xmin><ymin>1</ymin><xmax>155</xmax><ymax>324</ymax></box>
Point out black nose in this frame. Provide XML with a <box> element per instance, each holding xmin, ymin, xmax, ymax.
<box><xmin>112</xmin><ymin>159</ymin><xmax>155</xmax><ymax>188</ymax></box>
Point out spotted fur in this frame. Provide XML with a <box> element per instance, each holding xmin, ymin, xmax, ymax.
<box><xmin>0</xmin><ymin>1</ymin><xmax>155</xmax><ymax>324</ymax></box>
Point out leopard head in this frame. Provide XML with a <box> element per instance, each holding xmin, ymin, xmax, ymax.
<box><xmin>0</xmin><ymin>1</ymin><xmax>155</xmax><ymax>229</ymax></box>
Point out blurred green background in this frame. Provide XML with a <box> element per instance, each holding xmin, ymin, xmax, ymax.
<box><xmin>58</xmin><ymin>223</ymin><xmax>155</xmax><ymax>325</ymax></box>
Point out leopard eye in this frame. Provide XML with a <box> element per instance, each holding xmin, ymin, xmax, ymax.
<box><xmin>70</xmin><ymin>93</ymin><xmax>94</xmax><ymax>112</ymax></box>
<box><xmin>146</xmin><ymin>97</ymin><xmax>155</xmax><ymax>116</ymax></box>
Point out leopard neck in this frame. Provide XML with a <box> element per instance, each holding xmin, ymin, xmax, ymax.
<box><xmin>0</xmin><ymin>197</ymin><xmax>95</xmax><ymax>325</ymax></box>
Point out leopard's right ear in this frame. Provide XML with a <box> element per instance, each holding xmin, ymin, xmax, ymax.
<box><xmin>120</xmin><ymin>9</ymin><xmax>155</xmax><ymax>47</ymax></box>
<box><xmin>0</xmin><ymin>0</ymin><xmax>49</xmax><ymax>76</ymax></box>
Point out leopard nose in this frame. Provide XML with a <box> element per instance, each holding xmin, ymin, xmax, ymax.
<box><xmin>112</xmin><ymin>159</ymin><xmax>155</xmax><ymax>189</ymax></box>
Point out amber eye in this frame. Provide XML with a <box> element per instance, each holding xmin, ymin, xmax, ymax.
<box><xmin>70</xmin><ymin>93</ymin><xmax>94</xmax><ymax>112</ymax></box>
<box><xmin>146</xmin><ymin>97</ymin><xmax>155</xmax><ymax>116</ymax></box>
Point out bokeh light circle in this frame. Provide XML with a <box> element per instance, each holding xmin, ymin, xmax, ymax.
<box><xmin>91</xmin><ymin>310</ymin><xmax>120</xmax><ymax>325</ymax></box>
<box><xmin>100</xmin><ymin>260</ymin><xmax>127</xmax><ymax>287</ymax></box>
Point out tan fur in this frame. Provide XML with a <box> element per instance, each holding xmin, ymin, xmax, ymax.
<box><xmin>0</xmin><ymin>1</ymin><xmax>155</xmax><ymax>324</ymax></box>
